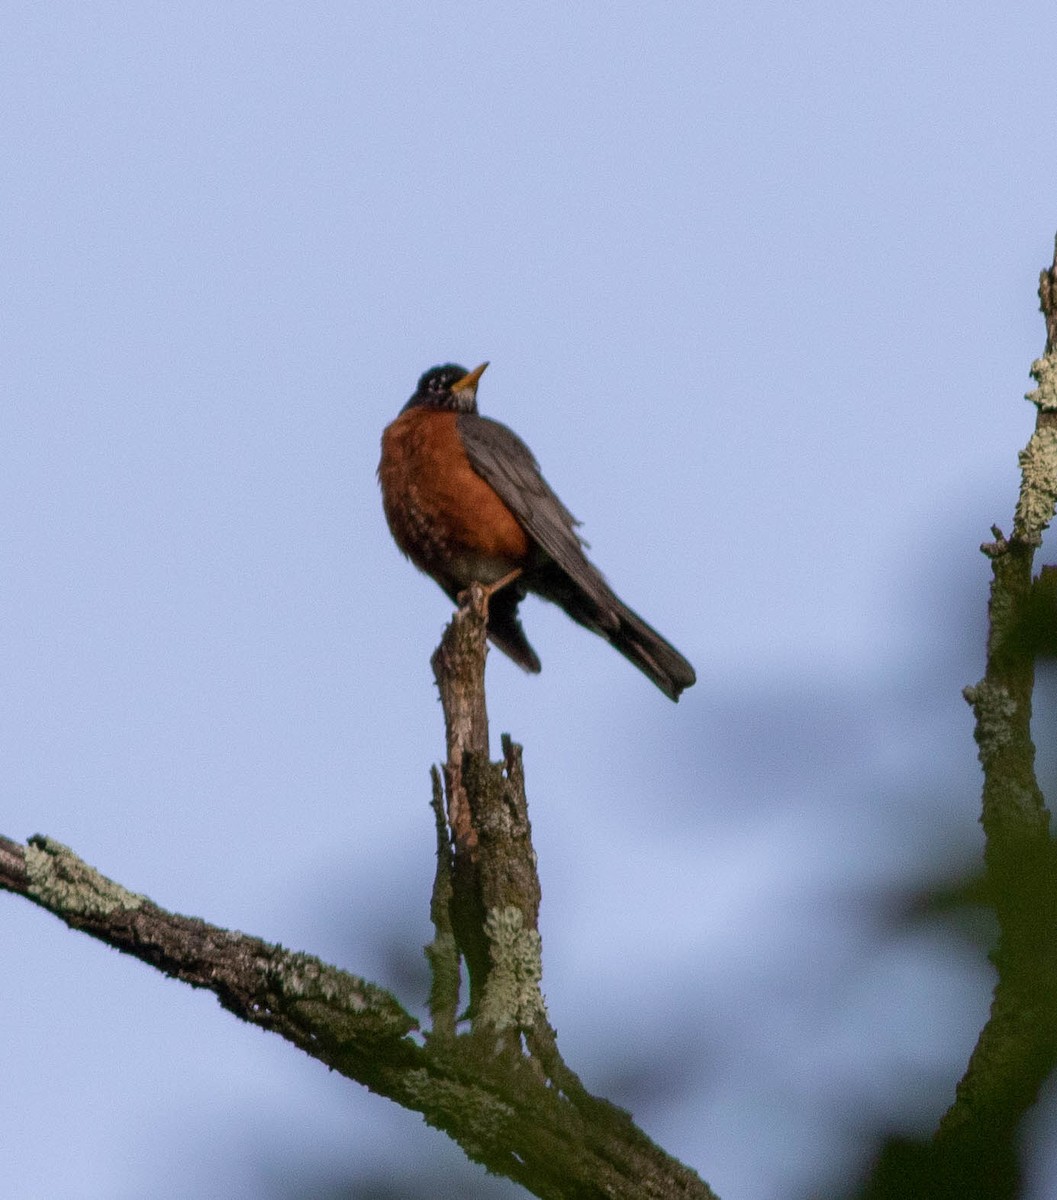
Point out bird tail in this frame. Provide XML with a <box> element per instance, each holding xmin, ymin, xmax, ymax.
<box><xmin>604</xmin><ymin>600</ymin><xmax>697</xmax><ymax>701</ymax></box>
<box><xmin>536</xmin><ymin>567</ymin><xmax>696</xmax><ymax>701</ymax></box>
<box><xmin>481</xmin><ymin>569</ymin><xmax>696</xmax><ymax>701</ymax></box>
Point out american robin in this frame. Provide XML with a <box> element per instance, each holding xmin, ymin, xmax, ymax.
<box><xmin>378</xmin><ymin>362</ymin><xmax>696</xmax><ymax>701</ymax></box>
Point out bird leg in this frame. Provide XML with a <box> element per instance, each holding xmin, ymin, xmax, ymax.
<box><xmin>481</xmin><ymin>566</ymin><xmax>524</xmax><ymax>599</ymax></box>
<box><xmin>457</xmin><ymin>568</ymin><xmax>523</xmax><ymax>615</ymax></box>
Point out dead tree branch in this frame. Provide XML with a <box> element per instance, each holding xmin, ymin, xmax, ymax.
<box><xmin>860</xmin><ymin>236</ymin><xmax>1057</xmax><ymax>1199</ymax></box>
<box><xmin>0</xmin><ymin>587</ymin><xmax>715</xmax><ymax>1199</ymax></box>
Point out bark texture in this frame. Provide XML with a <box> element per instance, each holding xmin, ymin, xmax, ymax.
<box><xmin>0</xmin><ymin>586</ymin><xmax>715</xmax><ymax>1200</ymax></box>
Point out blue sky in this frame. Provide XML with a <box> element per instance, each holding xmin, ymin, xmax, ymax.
<box><xmin>3</xmin><ymin>4</ymin><xmax>1057</xmax><ymax>1198</ymax></box>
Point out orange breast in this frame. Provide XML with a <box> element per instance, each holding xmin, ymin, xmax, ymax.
<box><xmin>379</xmin><ymin>408</ymin><xmax>531</xmax><ymax>592</ymax></box>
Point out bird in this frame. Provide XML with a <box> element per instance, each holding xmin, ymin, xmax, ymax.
<box><xmin>378</xmin><ymin>362</ymin><xmax>696</xmax><ymax>701</ymax></box>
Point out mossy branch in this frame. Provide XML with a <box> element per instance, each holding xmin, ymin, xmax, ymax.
<box><xmin>0</xmin><ymin>584</ymin><xmax>716</xmax><ymax>1199</ymax></box>
<box><xmin>424</xmin><ymin>584</ymin><xmax>717</xmax><ymax>1195</ymax></box>
<box><xmin>861</xmin><ymin>235</ymin><xmax>1057</xmax><ymax>1199</ymax></box>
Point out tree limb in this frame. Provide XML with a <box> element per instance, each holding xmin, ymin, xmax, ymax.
<box><xmin>0</xmin><ymin>833</ymin><xmax>420</xmax><ymax>1083</ymax></box>
<box><xmin>860</xmin><ymin>235</ymin><xmax>1057</xmax><ymax>1199</ymax></box>
<box><xmin>0</xmin><ymin>591</ymin><xmax>717</xmax><ymax>1199</ymax></box>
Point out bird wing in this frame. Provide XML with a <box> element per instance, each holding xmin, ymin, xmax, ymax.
<box><xmin>456</xmin><ymin>414</ymin><xmax>610</xmax><ymax>602</ymax></box>
<box><xmin>458</xmin><ymin>412</ymin><xmax>697</xmax><ymax>699</ymax></box>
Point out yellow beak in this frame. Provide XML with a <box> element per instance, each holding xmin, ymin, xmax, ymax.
<box><xmin>452</xmin><ymin>362</ymin><xmax>489</xmax><ymax>393</ymax></box>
